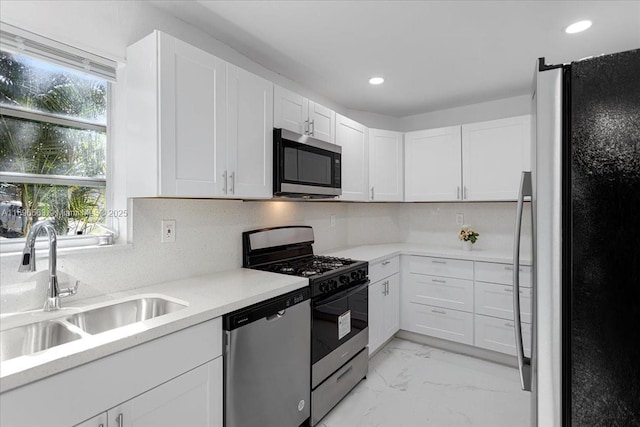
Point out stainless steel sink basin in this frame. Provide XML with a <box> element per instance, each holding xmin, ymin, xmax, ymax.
<box><xmin>64</xmin><ymin>297</ymin><xmax>187</xmax><ymax>335</ymax></box>
<box><xmin>0</xmin><ymin>321</ymin><xmax>82</xmax><ymax>362</ymax></box>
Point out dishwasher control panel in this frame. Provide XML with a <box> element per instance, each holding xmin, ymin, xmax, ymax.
<box><xmin>223</xmin><ymin>287</ymin><xmax>310</xmax><ymax>331</ymax></box>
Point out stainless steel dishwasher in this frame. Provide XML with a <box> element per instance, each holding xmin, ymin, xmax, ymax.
<box><xmin>223</xmin><ymin>287</ymin><xmax>310</xmax><ymax>427</ymax></box>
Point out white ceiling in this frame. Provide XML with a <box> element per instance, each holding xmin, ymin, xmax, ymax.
<box><xmin>151</xmin><ymin>1</ymin><xmax>640</xmax><ymax>117</ymax></box>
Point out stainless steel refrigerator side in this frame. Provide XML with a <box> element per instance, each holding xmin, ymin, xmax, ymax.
<box><xmin>533</xmin><ymin>66</ymin><xmax>563</xmax><ymax>427</ymax></box>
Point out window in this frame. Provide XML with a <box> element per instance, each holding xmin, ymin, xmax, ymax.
<box><xmin>0</xmin><ymin>24</ymin><xmax>116</xmax><ymax>247</ymax></box>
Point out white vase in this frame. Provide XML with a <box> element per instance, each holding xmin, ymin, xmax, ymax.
<box><xmin>462</xmin><ymin>240</ymin><xmax>472</xmax><ymax>251</ymax></box>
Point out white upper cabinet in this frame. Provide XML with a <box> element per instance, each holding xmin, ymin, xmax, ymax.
<box><xmin>369</xmin><ymin>129</ymin><xmax>404</xmax><ymax>201</ymax></box>
<box><xmin>274</xmin><ymin>85</ymin><xmax>336</xmax><ymax>143</ymax></box>
<box><xmin>405</xmin><ymin>126</ymin><xmax>462</xmax><ymax>201</ymax></box>
<box><xmin>461</xmin><ymin>115</ymin><xmax>531</xmax><ymax>201</ymax></box>
<box><xmin>404</xmin><ymin>115</ymin><xmax>531</xmax><ymax>202</ymax></box>
<box><xmin>226</xmin><ymin>64</ymin><xmax>274</xmax><ymax>198</ymax></box>
<box><xmin>336</xmin><ymin>114</ymin><xmax>368</xmax><ymax>201</ymax></box>
<box><xmin>308</xmin><ymin>101</ymin><xmax>336</xmax><ymax>144</ymax></box>
<box><xmin>127</xmin><ymin>31</ymin><xmax>226</xmax><ymax>198</ymax></box>
<box><xmin>126</xmin><ymin>31</ymin><xmax>273</xmax><ymax>199</ymax></box>
<box><xmin>273</xmin><ymin>85</ymin><xmax>308</xmax><ymax>136</ymax></box>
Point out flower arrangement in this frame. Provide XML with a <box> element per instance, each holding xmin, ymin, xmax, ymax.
<box><xmin>458</xmin><ymin>226</ymin><xmax>479</xmax><ymax>244</ymax></box>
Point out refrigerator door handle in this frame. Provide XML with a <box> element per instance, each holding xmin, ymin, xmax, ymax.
<box><xmin>513</xmin><ymin>171</ymin><xmax>532</xmax><ymax>392</ymax></box>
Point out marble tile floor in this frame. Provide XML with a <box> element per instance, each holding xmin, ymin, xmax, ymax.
<box><xmin>320</xmin><ymin>338</ymin><xmax>531</xmax><ymax>427</ymax></box>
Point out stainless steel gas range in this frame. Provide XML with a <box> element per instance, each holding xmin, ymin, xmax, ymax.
<box><xmin>242</xmin><ymin>226</ymin><xmax>369</xmax><ymax>426</ymax></box>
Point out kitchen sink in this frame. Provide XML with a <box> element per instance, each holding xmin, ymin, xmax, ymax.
<box><xmin>0</xmin><ymin>296</ymin><xmax>187</xmax><ymax>363</ymax></box>
<box><xmin>64</xmin><ymin>297</ymin><xmax>187</xmax><ymax>335</ymax></box>
<box><xmin>0</xmin><ymin>321</ymin><xmax>83</xmax><ymax>362</ymax></box>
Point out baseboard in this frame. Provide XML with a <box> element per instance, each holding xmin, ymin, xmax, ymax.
<box><xmin>395</xmin><ymin>330</ymin><xmax>519</xmax><ymax>368</ymax></box>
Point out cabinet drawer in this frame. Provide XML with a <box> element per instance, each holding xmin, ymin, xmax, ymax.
<box><xmin>475</xmin><ymin>282</ymin><xmax>532</xmax><ymax>323</ymax></box>
<box><xmin>474</xmin><ymin>314</ymin><xmax>531</xmax><ymax>356</ymax></box>
<box><xmin>403</xmin><ymin>303</ymin><xmax>473</xmax><ymax>345</ymax></box>
<box><xmin>475</xmin><ymin>261</ymin><xmax>532</xmax><ymax>287</ymax></box>
<box><xmin>409</xmin><ymin>256</ymin><xmax>473</xmax><ymax>280</ymax></box>
<box><xmin>369</xmin><ymin>256</ymin><xmax>400</xmax><ymax>283</ymax></box>
<box><xmin>406</xmin><ymin>273</ymin><xmax>473</xmax><ymax>313</ymax></box>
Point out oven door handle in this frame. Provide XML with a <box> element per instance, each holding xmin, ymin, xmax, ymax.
<box><xmin>313</xmin><ymin>280</ymin><xmax>370</xmax><ymax>308</ymax></box>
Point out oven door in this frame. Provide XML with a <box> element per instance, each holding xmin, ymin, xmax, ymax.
<box><xmin>311</xmin><ymin>280</ymin><xmax>369</xmax><ymax>387</ymax></box>
<box><xmin>274</xmin><ymin>128</ymin><xmax>341</xmax><ymax>197</ymax></box>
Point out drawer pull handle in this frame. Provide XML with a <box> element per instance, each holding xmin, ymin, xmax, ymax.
<box><xmin>336</xmin><ymin>366</ymin><xmax>353</xmax><ymax>382</ymax></box>
<box><xmin>116</xmin><ymin>414</ymin><xmax>124</xmax><ymax>427</ymax></box>
<box><xmin>504</xmin><ymin>266</ymin><xmax>523</xmax><ymax>272</ymax></box>
<box><xmin>432</xmin><ymin>279</ymin><xmax>447</xmax><ymax>284</ymax></box>
<box><xmin>504</xmin><ymin>287</ymin><xmax>513</xmax><ymax>292</ymax></box>
<box><xmin>382</xmin><ymin>260</ymin><xmax>391</xmax><ymax>265</ymax></box>
<box><xmin>432</xmin><ymin>309</ymin><xmax>447</xmax><ymax>315</ymax></box>
<box><xmin>431</xmin><ymin>260</ymin><xmax>447</xmax><ymax>264</ymax></box>
<box><xmin>505</xmin><ymin>322</ymin><xmax>515</xmax><ymax>328</ymax></box>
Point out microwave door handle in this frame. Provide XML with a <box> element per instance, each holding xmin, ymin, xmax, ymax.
<box><xmin>313</xmin><ymin>280</ymin><xmax>370</xmax><ymax>308</ymax></box>
<box><xmin>513</xmin><ymin>171</ymin><xmax>532</xmax><ymax>392</ymax></box>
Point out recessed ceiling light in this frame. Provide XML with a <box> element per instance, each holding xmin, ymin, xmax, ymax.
<box><xmin>369</xmin><ymin>77</ymin><xmax>384</xmax><ymax>85</ymax></box>
<box><xmin>565</xmin><ymin>20</ymin><xmax>592</xmax><ymax>34</ymax></box>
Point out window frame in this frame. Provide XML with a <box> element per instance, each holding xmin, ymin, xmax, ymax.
<box><xmin>1</xmin><ymin>44</ymin><xmax>116</xmax><ymax>253</ymax></box>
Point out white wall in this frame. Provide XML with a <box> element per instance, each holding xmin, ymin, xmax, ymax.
<box><xmin>401</xmin><ymin>94</ymin><xmax>532</xmax><ymax>131</ymax></box>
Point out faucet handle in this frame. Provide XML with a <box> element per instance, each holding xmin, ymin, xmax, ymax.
<box><xmin>58</xmin><ymin>280</ymin><xmax>79</xmax><ymax>298</ymax></box>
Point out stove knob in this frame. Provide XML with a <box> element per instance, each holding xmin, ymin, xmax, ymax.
<box><xmin>350</xmin><ymin>271</ymin><xmax>357</xmax><ymax>280</ymax></box>
<box><xmin>340</xmin><ymin>276</ymin><xmax>350</xmax><ymax>285</ymax></box>
<box><xmin>329</xmin><ymin>280</ymin><xmax>338</xmax><ymax>290</ymax></box>
<box><xmin>319</xmin><ymin>283</ymin><xmax>328</xmax><ymax>293</ymax></box>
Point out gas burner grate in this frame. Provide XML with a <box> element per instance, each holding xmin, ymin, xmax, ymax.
<box><xmin>259</xmin><ymin>256</ymin><xmax>356</xmax><ymax>278</ymax></box>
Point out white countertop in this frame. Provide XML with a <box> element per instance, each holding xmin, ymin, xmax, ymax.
<box><xmin>323</xmin><ymin>243</ymin><xmax>532</xmax><ymax>265</ymax></box>
<box><xmin>0</xmin><ymin>268</ymin><xmax>307</xmax><ymax>393</ymax></box>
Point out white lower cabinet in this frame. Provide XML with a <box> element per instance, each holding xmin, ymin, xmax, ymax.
<box><xmin>475</xmin><ymin>315</ymin><xmax>531</xmax><ymax>357</ymax></box>
<box><xmin>75</xmin><ymin>359</ymin><xmax>222</xmax><ymax>427</ymax></box>
<box><xmin>403</xmin><ymin>303</ymin><xmax>474</xmax><ymax>345</ymax></box>
<box><xmin>406</xmin><ymin>273</ymin><xmax>473</xmax><ymax>313</ymax></box>
<box><xmin>368</xmin><ymin>256</ymin><xmax>400</xmax><ymax>355</ymax></box>
<box><xmin>475</xmin><ymin>281</ymin><xmax>532</xmax><ymax>323</ymax></box>
<box><xmin>400</xmin><ymin>255</ymin><xmax>533</xmax><ymax>357</ymax></box>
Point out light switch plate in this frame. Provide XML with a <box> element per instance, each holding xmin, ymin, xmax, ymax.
<box><xmin>456</xmin><ymin>213</ymin><xmax>464</xmax><ymax>225</ymax></box>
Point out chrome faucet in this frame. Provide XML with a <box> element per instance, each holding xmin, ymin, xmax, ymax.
<box><xmin>18</xmin><ymin>220</ymin><xmax>78</xmax><ymax>311</ymax></box>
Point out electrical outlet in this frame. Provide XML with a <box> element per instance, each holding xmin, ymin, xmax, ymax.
<box><xmin>330</xmin><ymin>214</ymin><xmax>336</xmax><ymax>228</ymax></box>
<box><xmin>161</xmin><ymin>219</ymin><xmax>176</xmax><ymax>243</ymax></box>
<box><xmin>456</xmin><ymin>213</ymin><xmax>464</xmax><ymax>225</ymax></box>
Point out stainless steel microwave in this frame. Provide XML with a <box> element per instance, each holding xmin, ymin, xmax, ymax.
<box><xmin>273</xmin><ymin>128</ymin><xmax>341</xmax><ymax>198</ymax></box>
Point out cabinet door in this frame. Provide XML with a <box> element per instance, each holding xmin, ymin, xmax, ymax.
<box><xmin>308</xmin><ymin>100</ymin><xmax>336</xmax><ymax>143</ymax></box>
<box><xmin>74</xmin><ymin>413</ymin><xmax>108</xmax><ymax>427</ymax></box>
<box><xmin>474</xmin><ymin>315</ymin><xmax>531</xmax><ymax>357</ymax></box>
<box><xmin>403</xmin><ymin>303</ymin><xmax>474</xmax><ymax>345</ymax></box>
<box><xmin>159</xmin><ymin>33</ymin><xmax>226</xmax><ymax>197</ymax></box>
<box><xmin>227</xmin><ymin>64</ymin><xmax>273</xmax><ymax>198</ymax></box>
<box><xmin>369</xmin><ymin>129</ymin><xmax>403</xmax><ymax>201</ymax></box>
<box><xmin>461</xmin><ymin>115</ymin><xmax>531</xmax><ymax>201</ymax></box>
<box><xmin>404</xmin><ymin>126</ymin><xmax>462</xmax><ymax>201</ymax></box>
<box><xmin>368</xmin><ymin>280</ymin><xmax>385</xmax><ymax>355</ymax></box>
<box><xmin>336</xmin><ymin>114</ymin><xmax>368</xmax><ymax>201</ymax></box>
<box><xmin>274</xmin><ymin>85</ymin><xmax>308</xmax><ymax>135</ymax></box>
<box><xmin>110</xmin><ymin>358</ymin><xmax>222</xmax><ymax>427</ymax></box>
<box><xmin>383</xmin><ymin>274</ymin><xmax>400</xmax><ymax>341</ymax></box>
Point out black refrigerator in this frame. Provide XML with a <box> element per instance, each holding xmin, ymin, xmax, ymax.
<box><xmin>513</xmin><ymin>48</ymin><xmax>640</xmax><ymax>426</ymax></box>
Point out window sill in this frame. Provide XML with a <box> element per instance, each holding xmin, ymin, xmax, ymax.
<box><xmin>0</xmin><ymin>240</ymin><xmax>133</xmax><ymax>260</ymax></box>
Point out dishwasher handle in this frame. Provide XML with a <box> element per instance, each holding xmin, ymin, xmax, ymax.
<box><xmin>266</xmin><ymin>309</ymin><xmax>286</xmax><ymax>321</ymax></box>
